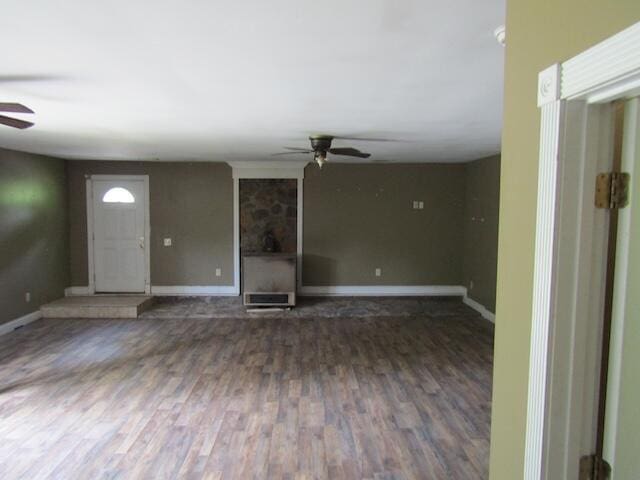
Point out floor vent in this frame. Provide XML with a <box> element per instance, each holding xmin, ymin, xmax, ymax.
<box><xmin>245</xmin><ymin>293</ymin><xmax>293</xmax><ymax>306</ymax></box>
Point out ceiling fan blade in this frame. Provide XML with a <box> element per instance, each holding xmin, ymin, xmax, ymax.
<box><xmin>329</xmin><ymin>147</ymin><xmax>371</xmax><ymax>158</ymax></box>
<box><xmin>284</xmin><ymin>147</ymin><xmax>314</xmax><ymax>152</ymax></box>
<box><xmin>272</xmin><ymin>151</ymin><xmax>313</xmax><ymax>156</ymax></box>
<box><xmin>0</xmin><ymin>74</ymin><xmax>66</xmax><ymax>84</ymax></box>
<box><xmin>331</xmin><ymin>135</ymin><xmax>398</xmax><ymax>142</ymax></box>
<box><xmin>0</xmin><ymin>103</ymin><xmax>34</xmax><ymax>114</ymax></box>
<box><xmin>0</xmin><ymin>115</ymin><xmax>34</xmax><ymax>129</ymax></box>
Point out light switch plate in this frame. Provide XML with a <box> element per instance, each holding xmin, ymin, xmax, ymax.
<box><xmin>412</xmin><ymin>201</ymin><xmax>419</xmax><ymax>209</ymax></box>
<box><xmin>215</xmin><ymin>268</ymin><xmax>222</xmax><ymax>277</ymax></box>
<box><xmin>419</xmin><ymin>201</ymin><xmax>424</xmax><ymax>209</ymax></box>
<box><xmin>163</xmin><ymin>238</ymin><xmax>172</xmax><ymax>247</ymax></box>
<box><xmin>375</xmin><ymin>268</ymin><xmax>382</xmax><ymax>277</ymax></box>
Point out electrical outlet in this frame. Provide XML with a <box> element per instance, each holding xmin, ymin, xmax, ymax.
<box><xmin>163</xmin><ymin>238</ymin><xmax>172</xmax><ymax>247</ymax></box>
<box><xmin>375</xmin><ymin>268</ymin><xmax>382</xmax><ymax>277</ymax></box>
<box><xmin>25</xmin><ymin>292</ymin><xmax>31</xmax><ymax>303</ymax></box>
<box><xmin>215</xmin><ymin>268</ymin><xmax>222</xmax><ymax>277</ymax></box>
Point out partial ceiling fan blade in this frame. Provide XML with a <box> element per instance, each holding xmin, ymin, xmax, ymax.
<box><xmin>331</xmin><ymin>135</ymin><xmax>398</xmax><ymax>142</ymax></box>
<box><xmin>272</xmin><ymin>151</ymin><xmax>313</xmax><ymax>156</ymax></box>
<box><xmin>0</xmin><ymin>74</ymin><xmax>65</xmax><ymax>83</ymax></box>
<box><xmin>0</xmin><ymin>103</ymin><xmax>34</xmax><ymax>114</ymax></box>
<box><xmin>329</xmin><ymin>147</ymin><xmax>371</xmax><ymax>158</ymax></box>
<box><xmin>0</xmin><ymin>115</ymin><xmax>34</xmax><ymax>129</ymax></box>
<box><xmin>284</xmin><ymin>147</ymin><xmax>314</xmax><ymax>152</ymax></box>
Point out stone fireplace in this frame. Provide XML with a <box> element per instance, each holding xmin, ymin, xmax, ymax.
<box><xmin>239</xmin><ymin>179</ymin><xmax>298</xmax><ymax>303</ymax></box>
<box><xmin>239</xmin><ymin>179</ymin><xmax>297</xmax><ymax>255</ymax></box>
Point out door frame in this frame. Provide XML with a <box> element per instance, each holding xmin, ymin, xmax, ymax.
<box><xmin>86</xmin><ymin>174</ymin><xmax>151</xmax><ymax>295</ymax></box>
<box><xmin>228</xmin><ymin>162</ymin><xmax>306</xmax><ymax>296</ymax></box>
<box><xmin>525</xmin><ymin>21</ymin><xmax>640</xmax><ymax>479</ymax></box>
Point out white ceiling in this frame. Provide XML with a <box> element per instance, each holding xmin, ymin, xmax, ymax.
<box><xmin>0</xmin><ymin>0</ymin><xmax>505</xmax><ymax>164</ymax></box>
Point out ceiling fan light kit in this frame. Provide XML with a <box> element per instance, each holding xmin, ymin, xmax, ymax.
<box><xmin>314</xmin><ymin>151</ymin><xmax>327</xmax><ymax>169</ymax></box>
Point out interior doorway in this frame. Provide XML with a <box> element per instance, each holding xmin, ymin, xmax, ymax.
<box><xmin>524</xmin><ymin>21</ymin><xmax>640</xmax><ymax>480</ymax></box>
<box><xmin>600</xmin><ymin>97</ymin><xmax>640</xmax><ymax>479</ymax></box>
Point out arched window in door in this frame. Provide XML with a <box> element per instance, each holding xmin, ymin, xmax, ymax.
<box><xmin>102</xmin><ymin>187</ymin><xmax>135</xmax><ymax>203</ymax></box>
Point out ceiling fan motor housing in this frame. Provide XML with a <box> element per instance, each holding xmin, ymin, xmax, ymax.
<box><xmin>309</xmin><ymin>135</ymin><xmax>333</xmax><ymax>152</ymax></box>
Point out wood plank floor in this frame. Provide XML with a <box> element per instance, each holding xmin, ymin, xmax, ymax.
<box><xmin>0</xmin><ymin>300</ymin><xmax>493</xmax><ymax>479</ymax></box>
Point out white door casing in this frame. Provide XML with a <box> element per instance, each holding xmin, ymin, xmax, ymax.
<box><xmin>526</xmin><ymin>21</ymin><xmax>640</xmax><ymax>480</ymax></box>
<box><xmin>87</xmin><ymin>175</ymin><xmax>150</xmax><ymax>293</ymax></box>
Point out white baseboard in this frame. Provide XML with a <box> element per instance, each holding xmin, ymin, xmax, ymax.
<box><xmin>0</xmin><ymin>310</ymin><xmax>42</xmax><ymax>336</ymax></box>
<box><xmin>66</xmin><ymin>285</ymin><xmax>238</xmax><ymax>296</ymax></box>
<box><xmin>463</xmin><ymin>295</ymin><xmax>495</xmax><ymax>323</ymax></box>
<box><xmin>298</xmin><ymin>285</ymin><xmax>466</xmax><ymax>297</ymax></box>
<box><xmin>150</xmin><ymin>285</ymin><xmax>238</xmax><ymax>296</ymax></box>
<box><xmin>65</xmin><ymin>286</ymin><xmax>92</xmax><ymax>296</ymax></box>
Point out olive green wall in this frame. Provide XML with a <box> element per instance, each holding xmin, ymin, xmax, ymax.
<box><xmin>490</xmin><ymin>3</ymin><xmax>640</xmax><ymax>479</ymax></box>
<box><xmin>67</xmin><ymin>161</ymin><xmax>234</xmax><ymax>286</ymax></box>
<box><xmin>463</xmin><ymin>155</ymin><xmax>500</xmax><ymax>312</ymax></box>
<box><xmin>0</xmin><ymin>149</ymin><xmax>69</xmax><ymax>325</ymax></box>
<box><xmin>303</xmin><ymin>163</ymin><xmax>467</xmax><ymax>286</ymax></box>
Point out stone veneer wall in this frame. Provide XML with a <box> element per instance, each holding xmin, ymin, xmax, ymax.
<box><xmin>239</xmin><ymin>179</ymin><xmax>297</xmax><ymax>254</ymax></box>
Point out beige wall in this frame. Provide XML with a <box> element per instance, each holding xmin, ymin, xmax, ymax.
<box><xmin>303</xmin><ymin>163</ymin><xmax>466</xmax><ymax>286</ymax></box>
<box><xmin>0</xmin><ymin>149</ymin><xmax>69</xmax><ymax>325</ymax></box>
<box><xmin>490</xmin><ymin>3</ymin><xmax>640</xmax><ymax>479</ymax></box>
<box><xmin>463</xmin><ymin>155</ymin><xmax>500</xmax><ymax>312</ymax></box>
<box><xmin>67</xmin><ymin>161</ymin><xmax>234</xmax><ymax>286</ymax></box>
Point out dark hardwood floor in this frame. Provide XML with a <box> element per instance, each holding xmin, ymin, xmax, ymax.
<box><xmin>0</xmin><ymin>299</ymin><xmax>493</xmax><ymax>479</ymax></box>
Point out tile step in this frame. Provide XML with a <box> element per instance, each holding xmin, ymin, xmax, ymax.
<box><xmin>41</xmin><ymin>296</ymin><xmax>154</xmax><ymax>319</ymax></box>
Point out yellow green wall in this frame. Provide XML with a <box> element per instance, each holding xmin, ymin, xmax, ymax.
<box><xmin>490</xmin><ymin>3</ymin><xmax>640</xmax><ymax>479</ymax></box>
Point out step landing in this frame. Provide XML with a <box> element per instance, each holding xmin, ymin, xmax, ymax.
<box><xmin>41</xmin><ymin>296</ymin><xmax>154</xmax><ymax>319</ymax></box>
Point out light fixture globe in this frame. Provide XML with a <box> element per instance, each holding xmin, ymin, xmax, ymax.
<box><xmin>494</xmin><ymin>25</ymin><xmax>506</xmax><ymax>46</ymax></box>
<box><xmin>314</xmin><ymin>151</ymin><xmax>327</xmax><ymax>169</ymax></box>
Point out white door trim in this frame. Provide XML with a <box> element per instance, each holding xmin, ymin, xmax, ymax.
<box><xmin>229</xmin><ymin>162</ymin><xmax>307</xmax><ymax>296</ymax></box>
<box><xmin>86</xmin><ymin>174</ymin><xmax>151</xmax><ymax>295</ymax></box>
<box><xmin>526</xmin><ymin>21</ymin><xmax>640</xmax><ymax>480</ymax></box>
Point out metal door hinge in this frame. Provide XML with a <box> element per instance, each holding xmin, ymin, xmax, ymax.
<box><xmin>579</xmin><ymin>454</ymin><xmax>611</xmax><ymax>480</ymax></box>
<box><xmin>595</xmin><ymin>172</ymin><xmax>630</xmax><ymax>209</ymax></box>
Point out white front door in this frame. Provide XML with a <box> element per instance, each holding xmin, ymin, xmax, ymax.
<box><xmin>92</xmin><ymin>179</ymin><xmax>146</xmax><ymax>293</ymax></box>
